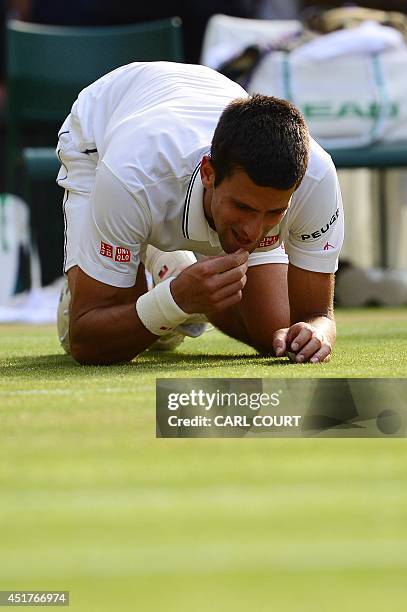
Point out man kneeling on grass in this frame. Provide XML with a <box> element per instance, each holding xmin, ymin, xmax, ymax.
<box><xmin>56</xmin><ymin>61</ymin><xmax>344</xmax><ymax>365</ymax></box>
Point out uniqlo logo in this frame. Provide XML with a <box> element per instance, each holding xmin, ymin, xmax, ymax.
<box><xmin>158</xmin><ymin>265</ymin><xmax>168</xmax><ymax>279</ymax></box>
<box><xmin>100</xmin><ymin>241</ymin><xmax>113</xmax><ymax>258</ymax></box>
<box><xmin>115</xmin><ymin>247</ymin><xmax>131</xmax><ymax>262</ymax></box>
<box><xmin>258</xmin><ymin>234</ymin><xmax>279</xmax><ymax>248</ymax></box>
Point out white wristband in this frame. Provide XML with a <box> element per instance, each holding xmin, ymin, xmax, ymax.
<box><xmin>135</xmin><ymin>277</ymin><xmax>189</xmax><ymax>336</ymax></box>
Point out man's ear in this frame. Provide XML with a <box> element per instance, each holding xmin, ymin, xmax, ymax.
<box><xmin>200</xmin><ymin>155</ymin><xmax>216</xmax><ymax>190</ymax></box>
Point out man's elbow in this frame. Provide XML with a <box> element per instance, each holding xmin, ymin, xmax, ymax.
<box><xmin>69</xmin><ymin>329</ymin><xmax>130</xmax><ymax>366</ymax></box>
<box><xmin>70</xmin><ymin>337</ymin><xmax>106</xmax><ymax>365</ymax></box>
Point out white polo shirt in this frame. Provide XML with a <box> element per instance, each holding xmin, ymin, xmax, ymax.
<box><xmin>61</xmin><ymin>61</ymin><xmax>344</xmax><ymax>288</ymax></box>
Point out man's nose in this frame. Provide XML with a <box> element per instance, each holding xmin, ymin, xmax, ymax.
<box><xmin>241</xmin><ymin>215</ymin><xmax>264</xmax><ymax>241</ymax></box>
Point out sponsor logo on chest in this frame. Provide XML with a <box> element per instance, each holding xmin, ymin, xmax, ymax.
<box><xmin>258</xmin><ymin>234</ymin><xmax>280</xmax><ymax>248</ymax></box>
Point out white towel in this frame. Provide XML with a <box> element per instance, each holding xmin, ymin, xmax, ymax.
<box><xmin>293</xmin><ymin>21</ymin><xmax>405</xmax><ymax>61</ymax></box>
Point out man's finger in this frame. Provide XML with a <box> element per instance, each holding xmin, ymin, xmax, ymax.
<box><xmin>309</xmin><ymin>345</ymin><xmax>332</xmax><ymax>363</ymax></box>
<box><xmin>212</xmin><ymin>276</ymin><xmax>247</xmax><ymax>302</ymax></box>
<box><xmin>213</xmin><ymin>263</ymin><xmax>248</xmax><ymax>289</ymax></box>
<box><xmin>289</xmin><ymin>326</ymin><xmax>313</xmax><ymax>352</ymax></box>
<box><xmin>215</xmin><ymin>291</ymin><xmax>243</xmax><ymax>311</ymax></box>
<box><xmin>294</xmin><ymin>336</ymin><xmax>322</xmax><ymax>362</ymax></box>
<box><xmin>273</xmin><ymin>328</ymin><xmax>289</xmax><ymax>357</ymax></box>
<box><xmin>202</xmin><ymin>249</ymin><xmax>249</xmax><ymax>275</ymax></box>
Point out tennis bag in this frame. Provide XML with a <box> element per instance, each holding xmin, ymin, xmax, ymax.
<box><xmin>248</xmin><ymin>49</ymin><xmax>407</xmax><ymax>148</ymax></box>
<box><xmin>0</xmin><ymin>194</ymin><xmax>31</xmax><ymax>303</ymax></box>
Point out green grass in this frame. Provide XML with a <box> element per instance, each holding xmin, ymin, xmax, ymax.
<box><xmin>0</xmin><ymin>308</ymin><xmax>406</xmax><ymax>611</ymax></box>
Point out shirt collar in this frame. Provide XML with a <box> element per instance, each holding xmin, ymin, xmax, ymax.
<box><xmin>182</xmin><ymin>162</ymin><xmax>220</xmax><ymax>247</ymax></box>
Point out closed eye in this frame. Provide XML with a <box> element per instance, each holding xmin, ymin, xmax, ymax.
<box><xmin>267</xmin><ymin>208</ymin><xmax>287</xmax><ymax>216</ymax></box>
<box><xmin>235</xmin><ymin>202</ymin><xmax>251</xmax><ymax>211</ymax></box>
<box><xmin>233</xmin><ymin>200</ymin><xmax>288</xmax><ymax>215</ymax></box>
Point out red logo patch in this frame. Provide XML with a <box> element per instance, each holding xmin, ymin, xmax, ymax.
<box><xmin>115</xmin><ymin>247</ymin><xmax>131</xmax><ymax>262</ymax></box>
<box><xmin>100</xmin><ymin>241</ymin><xmax>113</xmax><ymax>258</ymax></box>
<box><xmin>323</xmin><ymin>242</ymin><xmax>334</xmax><ymax>251</ymax></box>
<box><xmin>258</xmin><ymin>234</ymin><xmax>279</xmax><ymax>248</ymax></box>
<box><xmin>158</xmin><ymin>265</ymin><xmax>169</xmax><ymax>279</ymax></box>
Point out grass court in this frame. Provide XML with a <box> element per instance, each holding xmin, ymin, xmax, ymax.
<box><xmin>0</xmin><ymin>307</ymin><xmax>406</xmax><ymax>611</ymax></box>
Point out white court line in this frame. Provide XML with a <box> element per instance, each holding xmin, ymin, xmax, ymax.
<box><xmin>0</xmin><ymin>387</ymin><xmax>149</xmax><ymax>397</ymax></box>
<box><xmin>1</xmin><ymin>540</ymin><xmax>407</xmax><ymax>579</ymax></box>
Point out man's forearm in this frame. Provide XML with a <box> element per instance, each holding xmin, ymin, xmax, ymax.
<box><xmin>68</xmin><ymin>250</ymin><xmax>249</xmax><ymax>365</ymax></box>
<box><xmin>70</xmin><ymin>304</ymin><xmax>156</xmax><ymax>365</ymax></box>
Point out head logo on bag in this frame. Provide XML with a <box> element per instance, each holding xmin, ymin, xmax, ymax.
<box><xmin>303</xmin><ymin>102</ymin><xmax>399</xmax><ymax>121</ymax></box>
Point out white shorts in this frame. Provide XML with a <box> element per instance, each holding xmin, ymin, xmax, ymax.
<box><xmin>56</xmin><ymin>117</ymin><xmax>99</xmax><ymax>273</ymax></box>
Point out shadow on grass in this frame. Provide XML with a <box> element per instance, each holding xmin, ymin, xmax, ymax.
<box><xmin>1</xmin><ymin>351</ymin><xmax>290</xmax><ymax>379</ymax></box>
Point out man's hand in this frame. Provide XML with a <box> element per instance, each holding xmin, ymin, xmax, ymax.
<box><xmin>273</xmin><ymin>321</ymin><xmax>332</xmax><ymax>363</ymax></box>
<box><xmin>170</xmin><ymin>249</ymin><xmax>249</xmax><ymax>315</ymax></box>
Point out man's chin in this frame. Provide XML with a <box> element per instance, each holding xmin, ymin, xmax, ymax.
<box><xmin>221</xmin><ymin>243</ymin><xmax>236</xmax><ymax>254</ymax></box>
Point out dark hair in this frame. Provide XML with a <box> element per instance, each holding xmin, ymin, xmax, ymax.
<box><xmin>210</xmin><ymin>94</ymin><xmax>310</xmax><ymax>189</ymax></box>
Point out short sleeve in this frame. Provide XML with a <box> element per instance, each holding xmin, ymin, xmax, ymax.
<box><xmin>76</xmin><ymin>161</ymin><xmax>151</xmax><ymax>287</ymax></box>
<box><xmin>248</xmin><ymin>243</ymin><xmax>288</xmax><ymax>267</ymax></box>
<box><xmin>285</xmin><ymin>162</ymin><xmax>344</xmax><ymax>273</ymax></box>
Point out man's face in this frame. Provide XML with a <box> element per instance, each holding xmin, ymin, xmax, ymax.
<box><xmin>201</xmin><ymin>156</ymin><xmax>295</xmax><ymax>254</ymax></box>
